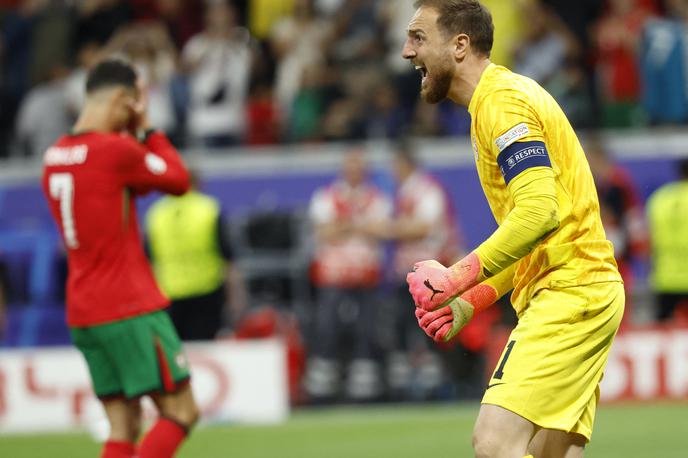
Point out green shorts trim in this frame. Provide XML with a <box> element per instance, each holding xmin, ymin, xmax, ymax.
<box><xmin>71</xmin><ymin>310</ymin><xmax>191</xmax><ymax>399</ymax></box>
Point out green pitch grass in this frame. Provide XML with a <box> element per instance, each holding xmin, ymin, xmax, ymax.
<box><xmin>1</xmin><ymin>403</ymin><xmax>684</xmax><ymax>457</ymax></box>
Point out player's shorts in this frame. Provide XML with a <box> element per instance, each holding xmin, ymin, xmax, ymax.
<box><xmin>481</xmin><ymin>281</ymin><xmax>624</xmax><ymax>441</ymax></box>
<box><xmin>70</xmin><ymin>310</ymin><xmax>191</xmax><ymax>399</ymax></box>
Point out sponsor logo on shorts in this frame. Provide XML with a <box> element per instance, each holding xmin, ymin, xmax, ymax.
<box><xmin>494</xmin><ymin>123</ymin><xmax>530</xmax><ymax>152</ymax></box>
<box><xmin>486</xmin><ymin>382</ymin><xmax>505</xmax><ymax>390</ymax></box>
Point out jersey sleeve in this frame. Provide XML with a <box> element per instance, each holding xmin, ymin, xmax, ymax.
<box><xmin>117</xmin><ymin>132</ymin><xmax>190</xmax><ymax>196</ymax></box>
<box><xmin>460</xmin><ymin>263</ymin><xmax>515</xmax><ymax>313</ymax></box>
<box><xmin>475</xmin><ymin>168</ymin><xmax>559</xmax><ymax>276</ymax></box>
<box><xmin>480</xmin><ymin>89</ymin><xmax>551</xmax><ymax>185</ymax></box>
<box><xmin>473</xmin><ymin>90</ymin><xmax>559</xmax><ymax>277</ymax></box>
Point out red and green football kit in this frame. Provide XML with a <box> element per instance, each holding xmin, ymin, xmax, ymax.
<box><xmin>42</xmin><ymin>130</ymin><xmax>192</xmax><ymax>398</ymax></box>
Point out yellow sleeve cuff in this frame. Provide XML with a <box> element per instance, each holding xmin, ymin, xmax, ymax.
<box><xmin>482</xmin><ymin>263</ymin><xmax>516</xmax><ymax>300</ymax></box>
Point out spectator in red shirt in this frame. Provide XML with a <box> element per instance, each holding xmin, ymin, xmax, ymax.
<box><xmin>593</xmin><ymin>0</ymin><xmax>653</xmax><ymax>126</ymax></box>
<box><xmin>382</xmin><ymin>142</ymin><xmax>468</xmax><ymax>399</ymax></box>
<box><xmin>304</xmin><ymin>147</ymin><xmax>392</xmax><ymax>402</ymax></box>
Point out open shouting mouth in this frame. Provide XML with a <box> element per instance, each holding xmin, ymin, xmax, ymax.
<box><xmin>415</xmin><ymin>64</ymin><xmax>428</xmax><ymax>85</ymax></box>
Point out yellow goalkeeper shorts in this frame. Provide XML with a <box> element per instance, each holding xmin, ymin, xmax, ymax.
<box><xmin>482</xmin><ymin>281</ymin><xmax>624</xmax><ymax>441</ymax></box>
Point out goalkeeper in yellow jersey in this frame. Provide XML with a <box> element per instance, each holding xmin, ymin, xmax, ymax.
<box><xmin>402</xmin><ymin>1</ymin><xmax>624</xmax><ymax>457</ymax></box>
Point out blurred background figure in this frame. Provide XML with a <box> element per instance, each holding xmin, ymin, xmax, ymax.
<box><xmin>382</xmin><ymin>142</ymin><xmax>464</xmax><ymax>400</ymax></box>
<box><xmin>13</xmin><ymin>65</ymin><xmax>72</xmax><ymax>158</ymax></box>
<box><xmin>0</xmin><ymin>254</ymin><xmax>7</xmax><ymax>342</ymax></box>
<box><xmin>63</xmin><ymin>41</ymin><xmax>104</xmax><ymax>121</ymax></box>
<box><xmin>1</xmin><ymin>0</ymin><xmax>70</xmax><ymax>158</ymax></box>
<box><xmin>480</xmin><ymin>0</ymin><xmax>523</xmax><ymax>68</ymax></box>
<box><xmin>378</xmin><ymin>0</ymin><xmax>419</xmax><ymax>131</ymax></box>
<box><xmin>146</xmin><ymin>172</ymin><xmax>247</xmax><ymax>340</ymax></box>
<box><xmin>587</xmin><ymin>135</ymin><xmax>648</xmax><ymax>326</ymax></box>
<box><xmin>593</xmin><ymin>0</ymin><xmax>652</xmax><ymax>128</ymax></box>
<box><xmin>304</xmin><ymin>147</ymin><xmax>391</xmax><ymax>402</ymax></box>
<box><xmin>512</xmin><ymin>0</ymin><xmax>595</xmax><ymax>127</ymax></box>
<box><xmin>104</xmin><ymin>22</ymin><xmax>178</xmax><ymax>135</ymax></box>
<box><xmin>269</xmin><ymin>0</ymin><xmax>333</xmax><ymax>122</ymax></box>
<box><xmin>646</xmin><ymin>157</ymin><xmax>688</xmax><ymax>323</ymax></box>
<box><xmin>512</xmin><ymin>0</ymin><xmax>575</xmax><ymax>89</ymax></box>
<box><xmin>639</xmin><ymin>0</ymin><xmax>688</xmax><ymax>125</ymax></box>
<box><xmin>180</xmin><ymin>0</ymin><xmax>252</xmax><ymax>147</ymax></box>
<box><xmin>74</xmin><ymin>0</ymin><xmax>133</xmax><ymax>47</ymax></box>
<box><xmin>129</xmin><ymin>0</ymin><xmax>204</xmax><ymax>49</ymax></box>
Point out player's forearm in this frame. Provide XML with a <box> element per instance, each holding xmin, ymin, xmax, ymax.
<box><xmin>415</xmin><ymin>263</ymin><xmax>515</xmax><ymax>342</ymax></box>
<box><xmin>409</xmin><ymin>170</ymin><xmax>556</xmax><ymax>307</ymax></box>
<box><xmin>144</xmin><ymin>132</ymin><xmax>191</xmax><ymax>195</ymax></box>
<box><xmin>460</xmin><ymin>263</ymin><xmax>515</xmax><ymax>312</ymax></box>
<box><xmin>475</xmin><ymin>167</ymin><xmax>559</xmax><ymax>277</ymax></box>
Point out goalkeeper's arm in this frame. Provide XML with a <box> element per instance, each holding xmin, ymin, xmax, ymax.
<box><xmin>473</xmin><ymin>166</ymin><xmax>560</xmax><ymax>277</ymax></box>
<box><xmin>411</xmin><ymin>165</ymin><xmax>560</xmax><ymax>308</ymax></box>
<box><xmin>416</xmin><ymin>264</ymin><xmax>516</xmax><ymax>342</ymax></box>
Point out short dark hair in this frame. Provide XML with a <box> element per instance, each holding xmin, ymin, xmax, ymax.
<box><xmin>85</xmin><ymin>59</ymin><xmax>137</xmax><ymax>94</ymax></box>
<box><xmin>413</xmin><ymin>0</ymin><xmax>494</xmax><ymax>57</ymax></box>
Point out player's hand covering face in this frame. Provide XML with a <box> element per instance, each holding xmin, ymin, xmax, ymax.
<box><xmin>402</xmin><ymin>6</ymin><xmax>455</xmax><ymax>104</ymax></box>
<box><xmin>125</xmin><ymin>79</ymin><xmax>150</xmax><ymax>134</ymax></box>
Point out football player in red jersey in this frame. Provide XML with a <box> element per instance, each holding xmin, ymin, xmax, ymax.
<box><xmin>42</xmin><ymin>59</ymin><xmax>197</xmax><ymax>458</ymax></box>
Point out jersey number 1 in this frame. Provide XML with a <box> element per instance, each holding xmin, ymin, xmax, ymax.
<box><xmin>493</xmin><ymin>340</ymin><xmax>516</xmax><ymax>380</ymax></box>
<box><xmin>49</xmin><ymin>173</ymin><xmax>79</xmax><ymax>249</ymax></box>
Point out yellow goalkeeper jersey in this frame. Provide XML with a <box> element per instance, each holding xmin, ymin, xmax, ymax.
<box><xmin>468</xmin><ymin>64</ymin><xmax>621</xmax><ymax>313</ymax></box>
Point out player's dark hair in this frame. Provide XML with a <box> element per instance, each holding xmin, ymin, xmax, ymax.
<box><xmin>85</xmin><ymin>59</ymin><xmax>137</xmax><ymax>94</ymax></box>
<box><xmin>413</xmin><ymin>0</ymin><xmax>494</xmax><ymax>57</ymax></box>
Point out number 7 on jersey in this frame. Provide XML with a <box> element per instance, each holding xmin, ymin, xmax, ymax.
<box><xmin>49</xmin><ymin>173</ymin><xmax>80</xmax><ymax>249</ymax></box>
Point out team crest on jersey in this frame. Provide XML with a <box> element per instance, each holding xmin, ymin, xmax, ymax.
<box><xmin>145</xmin><ymin>152</ymin><xmax>168</xmax><ymax>175</ymax></box>
<box><xmin>495</xmin><ymin>123</ymin><xmax>530</xmax><ymax>152</ymax></box>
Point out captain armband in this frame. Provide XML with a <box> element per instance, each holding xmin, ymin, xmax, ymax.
<box><xmin>496</xmin><ymin>141</ymin><xmax>551</xmax><ymax>185</ymax></box>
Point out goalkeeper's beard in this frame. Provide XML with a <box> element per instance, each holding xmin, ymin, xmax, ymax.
<box><xmin>421</xmin><ymin>58</ymin><xmax>454</xmax><ymax>104</ymax></box>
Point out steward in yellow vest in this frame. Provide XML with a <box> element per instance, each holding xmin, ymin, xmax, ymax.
<box><xmin>146</xmin><ymin>185</ymin><xmax>244</xmax><ymax>340</ymax></box>
<box><xmin>647</xmin><ymin>158</ymin><xmax>688</xmax><ymax>321</ymax></box>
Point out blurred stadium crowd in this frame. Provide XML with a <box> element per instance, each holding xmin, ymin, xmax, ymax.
<box><xmin>2</xmin><ymin>0</ymin><xmax>688</xmax><ymax>405</ymax></box>
<box><xmin>2</xmin><ymin>0</ymin><xmax>688</xmax><ymax>158</ymax></box>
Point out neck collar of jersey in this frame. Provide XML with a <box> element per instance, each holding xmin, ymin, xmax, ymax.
<box><xmin>468</xmin><ymin>62</ymin><xmax>497</xmax><ymax>117</ymax></box>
